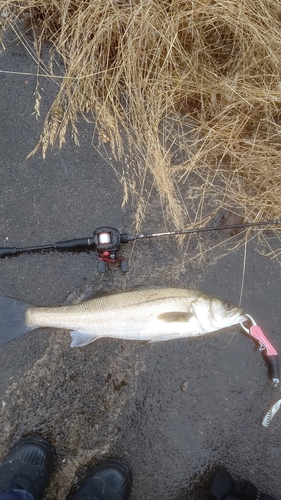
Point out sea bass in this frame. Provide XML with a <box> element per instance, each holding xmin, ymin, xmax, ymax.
<box><xmin>0</xmin><ymin>288</ymin><xmax>247</xmax><ymax>347</ymax></box>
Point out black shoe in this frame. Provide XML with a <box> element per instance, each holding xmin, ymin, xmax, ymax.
<box><xmin>0</xmin><ymin>435</ymin><xmax>54</xmax><ymax>500</ymax></box>
<box><xmin>210</xmin><ymin>467</ymin><xmax>277</xmax><ymax>500</ymax></box>
<box><xmin>70</xmin><ymin>458</ymin><xmax>132</xmax><ymax>500</ymax></box>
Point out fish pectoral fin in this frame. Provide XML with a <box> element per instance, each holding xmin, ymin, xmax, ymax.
<box><xmin>157</xmin><ymin>312</ymin><xmax>193</xmax><ymax>323</ymax></box>
<box><xmin>70</xmin><ymin>330</ymin><xmax>99</xmax><ymax>347</ymax></box>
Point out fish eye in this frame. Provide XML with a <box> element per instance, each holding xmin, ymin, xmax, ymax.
<box><xmin>223</xmin><ymin>301</ymin><xmax>233</xmax><ymax>311</ymax></box>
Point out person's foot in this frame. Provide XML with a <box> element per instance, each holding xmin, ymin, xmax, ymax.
<box><xmin>0</xmin><ymin>435</ymin><xmax>54</xmax><ymax>500</ymax></box>
<box><xmin>210</xmin><ymin>467</ymin><xmax>277</xmax><ymax>500</ymax></box>
<box><xmin>70</xmin><ymin>458</ymin><xmax>132</xmax><ymax>500</ymax></box>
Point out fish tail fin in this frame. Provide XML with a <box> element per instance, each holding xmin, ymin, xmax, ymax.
<box><xmin>0</xmin><ymin>296</ymin><xmax>35</xmax><ymax>344</ymax></box>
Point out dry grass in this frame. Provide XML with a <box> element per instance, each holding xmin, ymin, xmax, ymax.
<box><xmin>1</xmin><ymin>0</ymin><xmax>281</xmax><ymax>238</ymax></box>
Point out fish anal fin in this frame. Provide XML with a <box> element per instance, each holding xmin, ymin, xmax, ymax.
<box><xmin>157</xmin><ymin>312</ymin><xmax>193</xmax><ymax>323</ymax></box>
<box><xmin>149</xmin><ymin>334</ymin><xmax>184</xmax><ymax>343</ymax></box>
<box><xmin>70</xmin><ymin>330</ymin><xmax>99</xmax><ymax>347</ymax></box>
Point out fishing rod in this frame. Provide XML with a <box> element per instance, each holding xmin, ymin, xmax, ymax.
<box><xmin>0</xmin><ymin>219</ymin><xmax>280</xmax><ymax>273</ymax></box>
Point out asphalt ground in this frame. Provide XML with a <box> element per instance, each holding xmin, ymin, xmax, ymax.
<box><xmin>1</xmin><ymin>28</ymin><xmax>281</xmax><ymax>500</ymax></box>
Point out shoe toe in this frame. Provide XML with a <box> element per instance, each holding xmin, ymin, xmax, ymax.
<box><xmin>0</xmin><ymin>435</ymin><xmax>54</xmax><ymax>500</ymax></box>
<box><xmin>70</xmin><ymin>458</ymin><xmax>132</xmax><ymax>500</ymax></box>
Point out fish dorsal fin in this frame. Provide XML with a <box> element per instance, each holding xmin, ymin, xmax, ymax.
<box><xmin>71</xmin><ymin>286</ymin><xmax>166</xmax><ymax>305</ymax></box>
<box><xmin>79</xmin><ymin>290</ymin><xmax>111</xmax><ymax>302</ymax></box>
<box><xmin>157</xmin><ymin>312</ymin><xmax>193</xmax><ymax>323</ymax></box>
<box><xmin>64</xmin><ymin>288</ymin><xmax>112</xmax><ymax>305</ymax></box>
<box><xmin>129</xmin><ymin>285</ymin><xmax>172</xmax><ymax>291</ymax></box>
<box><xmin>79</xmin><ymin>287</ymin><xmax>150</xmax><ymax>301</ymax></box>
<box><xmin>65</xmin><ymin>285</ymin><xmax>179</xmax><ymax>306</ymax></box>
<box><xmin>70</xmin><ymin>330</ymin><xmax>99</xmax><ymax>347</ymax></box>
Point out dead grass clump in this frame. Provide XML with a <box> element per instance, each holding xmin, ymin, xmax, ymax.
<box><xmin>1</xmin><ymin>0</ymin><xmax>281</xmax><ymax>236</ymax></box>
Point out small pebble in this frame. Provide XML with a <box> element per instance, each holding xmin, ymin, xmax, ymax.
<box><xmin>181</xmin><ymin>381</ymin><xmax>189</xmax><ymax>392</ymax></box>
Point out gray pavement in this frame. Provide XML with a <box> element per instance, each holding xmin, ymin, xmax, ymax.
<box><xmin>1</xmin><ymin>29</ymin><xmax>281</xmax><ymax>500</ymax></box>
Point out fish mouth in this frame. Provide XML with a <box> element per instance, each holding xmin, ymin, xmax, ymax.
<box><xmin>229</xmin><ymin>309</ymin><xmax>248</xmax><ymax>324</ymax></box>
<box><xmin>237</xmin><ymin>311</ymin><xmax>248</xmax><ymax>324</ymax></box>
<box><xmin>238</xmin><ymin>313</ymin><xmax>248</xmax><ymax>323</ymax></box>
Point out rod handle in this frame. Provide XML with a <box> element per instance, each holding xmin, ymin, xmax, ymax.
<box><xmin>0</xmin><ymin>247</ymin><xmax>17</xmax><ymax>257</ymax></box>
<box><xmin>54</xmin><ymin>238</ymin><xmax>96</xmax><ymax>250</ymax></box>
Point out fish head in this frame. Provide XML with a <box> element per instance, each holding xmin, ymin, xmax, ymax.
<box><xmin>191</xmin><ymin>294</ymin><xmax>247</xmax><ymax>333</ymax></box>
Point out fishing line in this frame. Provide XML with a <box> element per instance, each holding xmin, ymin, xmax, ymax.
<box><xmin>239</xmin><ymin>235</ymin><xmax>248</xmax><ymax>307</ymax></box>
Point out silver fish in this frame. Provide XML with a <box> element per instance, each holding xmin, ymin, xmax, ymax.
<box><xmin>0</xmin><ymin>288</ymin><xmax>247</xmax><ymax>347</ymax></box>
